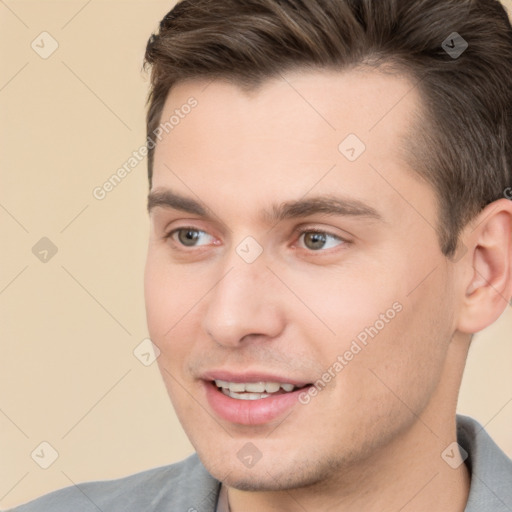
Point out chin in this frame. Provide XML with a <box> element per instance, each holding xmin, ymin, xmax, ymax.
<box><xmin>221</xmin><ymin>473</ymin><xmax>313</xmax><ymax>492</ymax></box>
<box><xmin>202</xmin><ymin>454</ymin><xmax>336</xmax><ymax>492</ymax></box>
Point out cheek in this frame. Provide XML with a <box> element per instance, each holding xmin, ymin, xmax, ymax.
<box><xmin>144</xmin><ymin>258</ymin><xmax>173</xmax><ymax>341</ymax></box>
<box><xmin>299</xmin><ymin>260</ymin><xmax>453</xmax><ymax>404</ymax></box>
<box><xmin>144</xmin><ymin>252</ymin><xmax>205</xmax><ymax>340</ymax></box>
<box><xmin>346</xmin><ymin>271</ymin><xmax>454</xmax><ymax>415</ymax></box>
<box><xmin>144</xmin><ymin>254</ymin><xmax>216</xmax><ymax>392</ymax></box>
<box><xmin>277</xmin><ymin>262</ymin><xmax>403</xmax><ymax>347</ymax></box>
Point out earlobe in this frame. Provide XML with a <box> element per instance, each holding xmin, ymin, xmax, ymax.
<box><xmin>456</xmin><ymin>198</ymin><xmax>512</xmax><ymax>334</ymax></box>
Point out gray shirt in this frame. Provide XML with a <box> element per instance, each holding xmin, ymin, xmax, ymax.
<box><xmin>7</xmin><ymin>415</ymin><xmax>512</xmax><ymax>512</ymax></box>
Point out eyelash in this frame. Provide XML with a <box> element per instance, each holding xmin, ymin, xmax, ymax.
<box><xmin>164</xmin><ymin>226</ymin><xmax>348</xmax><ymax>253</ymax></box>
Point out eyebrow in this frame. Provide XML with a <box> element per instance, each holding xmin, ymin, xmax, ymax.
<box><xmin>147</xmin><ymin>188</ymin><xmax>383</xmax><ymax>223</ymax></box>
<box><xmin>267</xmin><ymin>196</ymin><xmax>382</xmax><ymax>223</ymax></box>
<box><xmin>148</xmin><ymin>189</ymin><xmax>208</xmax><ymax>216</ymax></box>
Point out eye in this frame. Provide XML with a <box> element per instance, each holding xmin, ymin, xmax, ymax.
<box><xmin>298</xmin><ymin>231</ymin><xmax>344</xmax><ymax>251</ymax></box>
<box><xmin>169</xmin><ymin>228</ymin><xmax>215</xmax><ymax>247</ymax></box>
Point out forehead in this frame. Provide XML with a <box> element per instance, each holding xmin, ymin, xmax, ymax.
<box><xmin>151</xmin><ymin>68</ymin><xmax>430</xmax><ymax>221</ymax></box>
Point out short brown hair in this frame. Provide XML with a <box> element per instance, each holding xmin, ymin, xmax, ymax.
<box><xmin>144</xmin><ymin>0</ymin><xmax>512</xmax><ymax>256</ymax></box>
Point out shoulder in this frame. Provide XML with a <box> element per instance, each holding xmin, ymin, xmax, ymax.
<box><xmin>7</xmin><ymin>453</ymin><xmax>220</xmax><ymax>512</ymax></box>
<box><xmin>457</xmin><ymin>415</ymin><xmax>512</xmax><ymax>512</ymax></box>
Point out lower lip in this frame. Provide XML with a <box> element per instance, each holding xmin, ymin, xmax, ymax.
<box><xmin>204</xmin><ymin>381</ymin><xmax>309</xmax><ymax>426</ymax></box>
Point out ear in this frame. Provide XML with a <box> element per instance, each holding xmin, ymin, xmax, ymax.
<box><xmin>456</xmin><ymin>198</ymin><xmax>512</xmax><ymax>334</ymax></box>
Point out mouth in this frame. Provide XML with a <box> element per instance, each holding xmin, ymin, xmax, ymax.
<box><xmin>214</xmin><ymin>379</ymin><xmax>304</xmax><ymax>400</ymax></box>
<box><xmin>202</xmin><ymin>374</ymin><xmax>313</xmax><ymax>425</ymax></box>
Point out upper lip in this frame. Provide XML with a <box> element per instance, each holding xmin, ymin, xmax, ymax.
<box><xmin>201</xmin><ymin>370</ymin><xmax>311</xmax><ymax>387</ymax></box>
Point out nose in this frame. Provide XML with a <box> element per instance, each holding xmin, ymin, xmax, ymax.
<box><xmin>202</xmin><ymin>258</ymin><xmax>286</xmax><ymax>347</ymax></box>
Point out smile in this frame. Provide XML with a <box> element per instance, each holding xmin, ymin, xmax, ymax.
<box><xmin>214</xmin><ymin>380</ymin><xmax>299</xmax><ymax>400</ymax></box>
<box><xmin>204</xmin><ymin>377</ymin><xmax>312</xmax><ymax>425</ymax></box>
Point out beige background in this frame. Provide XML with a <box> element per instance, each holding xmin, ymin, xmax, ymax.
<box><xmin>1</xmin><ymin>1</ymin><xmax>511</xmax><ymax>508</ymax></box>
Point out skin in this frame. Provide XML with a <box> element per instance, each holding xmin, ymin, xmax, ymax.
<box><xmin>144</xmin><ymin>68</ymin><xmax>512</xmax><ymax>512</ymax></box>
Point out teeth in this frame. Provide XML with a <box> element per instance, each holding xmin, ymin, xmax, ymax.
<box><xmin>214</xmin><ymin>380</ymin><xmax>298</xmax><ymax>397</ymax></box>
<box><xmin>244</xmin><ymin>382</ymin><xmax>266</xmax><ymax>393</ymax></box>
<box><xmin>222</xmin><ymin>389</ymin><xmax>270</xmax><ymax>400</ymax></box>
<box><xmin>229</xmin><ymin>382</ymin><xmax>246</xmax><ymax>392</ymax></box>
<box><xmin>265</xmin><ymin>382</ymin><xmax>280</xmax><ymax>393</ymax></box>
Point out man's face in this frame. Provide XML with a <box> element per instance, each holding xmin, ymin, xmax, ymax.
<box><xmin>145</xmin><ymin>69</ymin><xmax>460</xmax><ymax>490</ymax></box>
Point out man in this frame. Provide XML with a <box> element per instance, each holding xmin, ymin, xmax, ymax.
<box><xmin>9</xmin><ymin>0</ymin><xmax>512</xmax><ymax>510</ymax></box>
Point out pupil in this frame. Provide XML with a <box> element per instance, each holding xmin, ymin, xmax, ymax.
<box><xmin>305</xmin><ymin>232</ymin><xmax>326</xmax><ymax>250</ymax></box>
<box><xmin>179</xmin><ymin>229</ymin><xmax>200</xmax><ymax>246</ymax></box>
